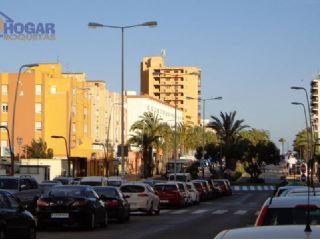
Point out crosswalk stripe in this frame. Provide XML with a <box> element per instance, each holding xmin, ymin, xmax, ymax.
<box><xmin>270</xmin><ymin>186</ymin><xmax>275</xmax><ymax>190</ymax></box>
<box><xmin>257</xmin><ymin>186</ymin><xmax>262</xmax><ymax>191</ymax></box>
<box><xmin>263</xmin><ymin>186</ymin><xmax>269</xmax><ymax>190</ymax></box>
<box><xmin>242</xmin><ymin>186</ymin><xmax>248</xmax><ymax>191</ymax></box>
<box><xmin>212</xmin><ymin>210</ymin><xmax>228</xmax><ymax>215</ymax></box>
<box><xmin>171</xmin><ymin>209</ymin><xmax>188</xmax><ymax>214</ymax></box>
<box><xmin>234</xmin><ymin>186</ymin><xmax>240</xmax><ymax>191</ymax></box>
<box><xmin>250</xmin><ymin>186</ymin><xmax>255</xmax><ymax>191</ymax></box>
<box><xmin>192</xmin><ymin>209</ymin><xmax>209</xmax><ymax>214</ymax></box>
<box><xmin>234</xmin><ymin>210</ymin><xmax>247</xmax><ymax>215</ymax></box>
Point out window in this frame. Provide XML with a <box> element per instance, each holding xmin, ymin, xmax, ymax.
<box><xmin>35</xmin><ymin>122</ymin><xmax>42</xmax><ymax>132</ymax></box>
<box><xmin>50</xmin><ymin>85</ymin><xmax>57</xmax><ymax>94</ymax></box>
<box><xmin>35</xmin><ymin>85</ymin><xmax>42</xmax><ymax>96</ymax></box>
<box><xmin>1</xmin><ymin>85</ymin><xmax>8</xmax><ymax>96</ymax></box>
<box><xmin>1</xmin><ymin>103</ymin><xmax>8</xmax><ymax>113</ymax></box>
<box><xmin>1</xmin><ymin>140</ymin><xmax>7</xmax><ymax>157</ymax></box>
<box><xmin>5</xmin><ymin>193</ymin><xmax>19</xmax><ymax>209</ymax></box>
<box><xmin>35</xmin><ymin>103</ymin><xmax>42</xmax><ymax>114</ymax></box>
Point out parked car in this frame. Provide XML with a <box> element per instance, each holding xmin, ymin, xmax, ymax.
<box><xmin>207</xmin><ymin>179</ymin><xmax>223</xmax><ymax>198</ymax></box>
<box><xmin>186</xmin><ymin>182</ymin><xmax>200</xmax><ymax>204</ymax></box>
<box><xmin>0</xmin><ymin>176</ymin><xmax>40</xmax><ymax>212</ymax></box>
<box><xmin>212</xmin><ymin>179</ymin><xmax>232</xmax><ymax>196</ymax></box>
<box><xmin>191</xmin><ymin>180</ymin><xmax>208</xmax><ymax>201</ymax></box>
<box><xmin>168</xmin><ymin>173</ymin><xmax>191</xmax><ymax>182</ymax></box>
<box><xmin>36</xmin><ymin>185</ymin><xmax>108</xmax><ymax>230</ymax></box>
<box><xmin>93</xmin><ymin>186</ymin><xmax>130</xmax><ymax>223</ymax></box>
<box><xmin>255</xmin><ymin>196</ymin><xmax>320</xmax><ymax>226</ymax></box>
<box><xmin>192</xmin><ymin>180</ymin><xmax>212</xmax><ymax>200</ymax></box>
<box><xmin>277</xmin><ymin>187</ymin><xmax>320</xmax><ymax>197</ymax></box>
<box><xmin>39</xmin><ymin>182</ymin><xmax>62</xmax><ymax>194</ymax></box>
<box><xmin>0</xmin><ymin>190</ymin><xmax>37</xmax><ymax>238</ymax></box>
<box><xmin>142</xmin><ymin>179</ymin><xmax>162</xmax><ymax>187</ymax></box>
<box><xmin>107</xmin><ymin>176</ymin><xmax>127</xmax><ymax>187</ymax></box>
<box><xmin>215</xmin><ymin>225</ymin><xmax>320</xmax><ymax>239</ymax></box>
<box><xmin>273</xmin><ymin>185</ymin><xmax>306</xmax><ymax>197</ymax></box>
<box><xmin>80</xmin><ymin>176</ymin><xmax>108</xmax><ymax>186</ymax></box>
<box><xmin>53</xmin><ymin>177</ymin><xmax>74</xmax><ymax>185</ymax></box>
<box><xmin>120</xmin><ymin>183</ymin><xmax>160</xmax><ymax>215</ymax></box>
<box><xmin>154</xmin><ymin>183</ymin><xmax>185</xmax><ymax>208</ymax></box>
<box><xmin>171</xmin><ymin>181</ymin><xmax>192</xmax><ymax>206</ymax></box>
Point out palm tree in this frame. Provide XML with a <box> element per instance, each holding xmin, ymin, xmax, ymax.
<box><xmin>208</xmin><ymin>111</ymin><xmax>249</xmax><ymax>170</ymax></box>
<box><xmin>128</xmin><ymin>112</ymin><xmax>164</xmax><ymax>178</ymax></box>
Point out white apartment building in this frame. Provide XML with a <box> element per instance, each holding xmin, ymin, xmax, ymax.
<box><xmin>126</xmin><ymin>92</ymin><xmax>183</xmax><ymax>140</ymax></box>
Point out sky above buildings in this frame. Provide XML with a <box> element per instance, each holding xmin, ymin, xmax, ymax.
<box><xmin>1</xmin><ymin>0</ymin><xmax>320</xmax><ymax>150</ymax></box>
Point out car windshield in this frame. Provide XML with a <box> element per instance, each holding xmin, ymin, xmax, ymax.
<box><xmin>121</xmin><ymin>185</ymin><xmax>145</xmax><ymax>193</ymax></box>
<box><xmin>262</xmin><ymin>208</ymin><xmax>320</xmax><ymax>225</ymax></box>
<box><xmin>80</xmin><ymin>181</ymin><xmax>102</xmax><ymax>186</ymax></box>
<box><xmin>154</xmin><ymin>185</ymin><xmax>178</xmax><ymax>191</ymax></box>
<box><xmin>107</xmin><ymin>180</ymin><xmax>122</xmax><ymax>187</ymax></box>
<box><xmin>49</xmin><ymin>187</ymin><xmax>87</xmax><ymax>197</ymax></box>
<box><xmin>0</xmin><ymin>178</ymin><xmax>18</xmax><ymax>190</ymax></box>
<box><xmin>94</xmin><ymin>187</ymin><xmax>119</xmax><ymax>198</ymax></box>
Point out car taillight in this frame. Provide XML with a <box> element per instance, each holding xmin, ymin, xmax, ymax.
<box><xmin>138</xmin><ymin>193</ymin><xmax>149</xmax><ymax>197</ymax></box>
<box><xmin>37</xmin><ymin>199</ymin><xmax>49</xmax><ymax>207</ymax></box>
<box><xmin>107</xmin><ymin>199</ymin><xmax>120</xmax><ymax>207</ymax></box>
<box><xmin>255</xmin><ymin>206</ymin><xmax>268</xmax><ymax>226</ymax></box>
<box><xmin>71</xmin><ymin>200</ymin><xmax>88</xmax><ymax>207</ymax></box>
<box><xmin>295</xmin><ymin>204</ymin><xmax>318</xmax><ymax>210</ymax></box>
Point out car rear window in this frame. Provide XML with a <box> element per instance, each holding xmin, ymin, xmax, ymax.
<box><xmin>121</xmin><ymin>185</ymin><xmax>145</xmax><ymax>193</ymax></box>
<box><xmin>154</xmin><ymin>185</ymin><xmax>178</xmax><ymax>191</ymax></box>
<box><xmin>94</xmin><ymin>187</ymin><xmax>119</xmax><ymax>198</ymax></box>
<box><xmin>0</xmin><ymin>179</ymin><xmax>18</xmax><ymax>190</ymax></box>
<box><xmin>107</xmin><ymin>180</ymin><xmax>122</xmax><ymax>187</ymax></box>
<box><xmin>262</xmin><ymin>208</ymin><xmax>320</xmax><ymax>225</ymax></box>
<box><xmin>49</xmin><ymin>187</ymin><xmax>87</xmax><ymax>197</ymax></box>
<box><xmin>80</xmin><ymin>181</ymin><xmax>102</xmax><ymax>186</ymax></box>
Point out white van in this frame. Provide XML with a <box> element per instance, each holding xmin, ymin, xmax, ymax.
<box><xmin>168</xmin><ymin>173</ymin><xmax>191</xmax><ymax>182</ymax></box>
<box><xmin>80</xmin><ymin>176</ymin><xmax>108</xmax><ymax>186</ymax></box>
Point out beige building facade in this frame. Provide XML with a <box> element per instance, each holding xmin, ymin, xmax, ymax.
<box><xmin>140</xmin><ymin>56</ymin><xmax>201</xmax><ymax>125</ymax></box>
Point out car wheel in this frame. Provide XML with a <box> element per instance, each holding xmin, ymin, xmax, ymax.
<box><xmin>0</xmin><ymin>227</ymin><xmax>6</xmax><ymax>239</ymax></box>
<box><xmin>146</xmin><ymin>202</ymin><xmax>154</xmax><ymax>216</ymax></box>
<box><xmin>87</xmin><ymin>212</ymin><xmax>95</xmax><ymax>230</ymax></box>
<box><xmin>27</xmin><ymin>224</ymin><xmax>36</xmax><ymax>239</ymax></box>
<box><xmin>154</xmin><ymin>207</ymin><xmax>160</xmax><ymax>215</ymax></box>
<box><xmin>100</xmin><ymin>212</ymin><xmax>108</xmax><ymax>227</ymax></box>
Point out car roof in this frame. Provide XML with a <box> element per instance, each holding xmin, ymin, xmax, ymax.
<box><xmin>265</xmin><ymin>196</ymin><xmax>320</xmax><ymax>208</ymax></box>
<box><xmin>278</xmin><ymin>185</ymin><xmax>306</xmax><ymax>190</ymax></box>
<box><xmin>120</xmin><ymin>182</ymin><xmax>147</xmax><ymax>187</ymax></box>
<box><xmin>53</xmin><ymin>185</ymin><xmax>91</xmax><ymax>190</ymax></box>
<box><xmin>81</xmin><ymin>176</ymin><xmax>107</xmax><ymax>181</ymax></box>
<box><xmin>215</xmin><ymin>225</ymin><xmax>320</xmax><ymax>239</ymax></box>
<box><xmin>92</xmin><ymin>186</ymin><xmax>118</xmax><ymax>190</ymax></box>
<box><xmin>154</xmin><ymin>182</ymin><xmax>177</xmax><ymax>186</ymax></box>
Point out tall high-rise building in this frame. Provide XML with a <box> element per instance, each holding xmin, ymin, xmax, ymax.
<box><xmin>140</xmin><ymin>56</ymin><xmax>201</xmax><ymax>125</ymax></box>
<box><xmin>311</xmin><ymin>76</ymin><xmax>320</xmax><ymax>136</ymax></box>
<box><xmin>0</xmin><ymin>64</ymin><xmax>94</xmax><ymax>176</ymax></box>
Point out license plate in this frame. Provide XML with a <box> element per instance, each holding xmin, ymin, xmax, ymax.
<box><xmin>160</xmin><ymin>200</ymin><xmax>169</xmax><ymax>203</ymax></box>
<box><xmin>51</xmin><ymin>213</ymin><xmax>69</xmax><ymax>218</ymax></box>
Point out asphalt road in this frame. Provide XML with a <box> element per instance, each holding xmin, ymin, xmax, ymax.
<box><xmin>38</xmin><ymin>191</ymin><xmax>271</xmax><ymax>239</ymax></box>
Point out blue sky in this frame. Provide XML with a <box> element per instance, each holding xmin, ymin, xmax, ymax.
<box><xmin>1</xmin><ymin>0</ymin><xmax>320</xmax><ymax>150</ymax></box>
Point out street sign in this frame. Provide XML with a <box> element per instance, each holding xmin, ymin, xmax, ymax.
<box><xmin>301</xmin><ymin>174</ymin><xmax>306</xmax><ymax>182</ymax></box>
<box><xmin>300</xmin><ymin>163</ymin><xmax>307</xmax><ymax>173</ymax></box>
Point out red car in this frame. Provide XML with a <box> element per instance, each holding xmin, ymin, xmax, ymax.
<box><xmin>191</xmin><ymin>180</ymin><xmax>207</xmax><ymax>201</ymax></box>
<box><xmin>154</xmin><ymin>183</ymin><xmax>185</xmax><ymax>208</ymax></box>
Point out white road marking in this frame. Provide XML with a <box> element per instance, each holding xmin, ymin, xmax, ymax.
<box><xmin>171</xmin><ymin>209</ymin><xmax>189</xmax><ymax>214</ymax></box>
<box><xmin>270</xmin><ymin>186</ymin><xmax>275</xmax><ymax>190</ymax></box>
<box><xmin>234</xmin><ymin>186</ymin><xmax>240</xmax><ymax>191</ymax></box>
<box><xmin>250</xmin><ymin>186</ymin><xmax>255</xmax><ymax>191</ymax></box>
<box><xmin>242</xmin><ymin>186</ymin><xmax>248</xmax><ymax>191</ymax></box>
<box><xmin>212</xmin><ymin>210</ymin><xmax>228</xmax><ymax>215</ymax></box>
<box><xmin>263</xmin><ymin>186</ymin><xmax>270</xmax><ymax>190</ymax></box>
<box><xmin>234</xmin><ymin>210</ymin><xmax>247</xmax><ymax>215</ymax></box>
<box><xmin>160</xmin><ymin>209</ymin><xmax>172</xmax><ymax>214</ymax></box>
<box><xmin>192</xmin><ymin>209</ymin><xmax>209</xmax><ymax>214</ymax></box>
<box><xmin>257</xmin><ymin>186</ymin><xmax>262</xmax><ymax>191</ymax></box>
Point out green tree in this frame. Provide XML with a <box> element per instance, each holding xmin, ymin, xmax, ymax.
<box><xmin>208</xmin><ymin>111</ymin><xmax>249</xmax><ymax>170</ymax></box>
<box><xmin>128</xmin><ymin>112</ymin><xmax>164</xmax><ymax>178</ymax></box>
<box><xmin>293</xmin><ymin>129</ymin><xmax>308</xmax><ymax>160</ymax></box>
<box><xmin>25</xmin><ymin>138</ymin><xmax>53</xmax><ymax>159</ymax></box>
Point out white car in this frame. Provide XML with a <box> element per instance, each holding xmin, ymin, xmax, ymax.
<box><xmin>186</xmin><ymin>182</ymin><xmax>200</xmax><ymax>204</ymax></box>
<box><xmin>120</xmin><ymin>183</ymin><xmax>160</xmax><ymax>215</ymax></box>
<box><xmin>281</xmin><ymin>187</ymin><xmax>320</xmax><ymax>197</ymax></box>
<box><xmin>80</xmin><ymin>176</ymin><xmax>108</xmax><ymax>186</ymax></box>
<box><xmin>168</xmin><ymin>181</ymin><xmax>192</xmax><ymax>206</ymax></box>
<box><xmin>215</xmin><ymin>225</ymin><xmax>320</xmax><ymax>239</ymax></box>
<box><xmin>107</xmin><ymin>176</ymin><xmax>127</xmax><ymax>187</ymax></box>
<box><xmin>168</xmin><ymin>173</ymin><xmax>191</xmax><ymax>182</ymax></box>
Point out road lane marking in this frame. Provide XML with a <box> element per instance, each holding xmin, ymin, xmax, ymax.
<box><xmin>192</xmin><ymin>209</ymin><xmax>209</xmax><ymax>214</ymax></box>
<box><xmin>234</xmin><ymin>186</ymin><xmax>240</xmax><ymax>191</ymax></box>
<box><xmin>234</xmin><ymin>210</ymin><xmax>247</xmax><ymax>215</ymax></box>
<box><xmin>242</xmin><ymin>186</ymin><xmax>248</xmax><ymax>191</ymax></box>
<box><xmin>250</xmin><ymin>186</ymin><xmax>255</xmax><ymax>190</ymax></box>
<box><xmin>212</xmin><ymin>210</ymin><xmax>228</xmax><ymax>215</ymax></box>
<box><xmin>171</xmin><ymin>209</ymin><xmax>189</xmax><ymax>214</ymax></box>
<box><xmin>160</xmin><ymin>209</ymin><xmax>172</xmax><ymax>214</ymax></box>
<box><xmin>257</xmin><ymin>186</ymin><xmax>262</xmax><ymax>191</ymax></box>
<box><xmin>263</xmin><ymin>186</ymin><xmax>270</xmax><ymax>190</ymax></box>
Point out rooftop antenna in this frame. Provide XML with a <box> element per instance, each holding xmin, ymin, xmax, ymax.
<box><xmin>161</xmin><ymin>49</ymin><xmax>167</xmax><ymax>65</ymax></box>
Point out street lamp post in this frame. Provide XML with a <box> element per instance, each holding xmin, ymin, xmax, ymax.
<box><xmin>12</xmin><ymin>64</ymin><xmax>39</xmax><ymax>160</ymax></box>
<box><xmin>291</xmin><ymin>101</ymin><xmax>312</xmax><ymax>232</ymax></box>
<box><xmin>0</xmin><ymin>126</ymin><xmax>14</xmax><ymax>175</ymax></box>
<box><xmin>88</xmin><ymin>21</ymin><xmax>157</xmax><ymax>177</ymax></box>
<box><xmin>187</xmin><ymin>96</ymin><xmax>222</xmax><ymax>178</ymax></box>
<box><xmin>51</xmin><ymin>135</ymin><xmax>70</xmax><ymax>177</ymax></box>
